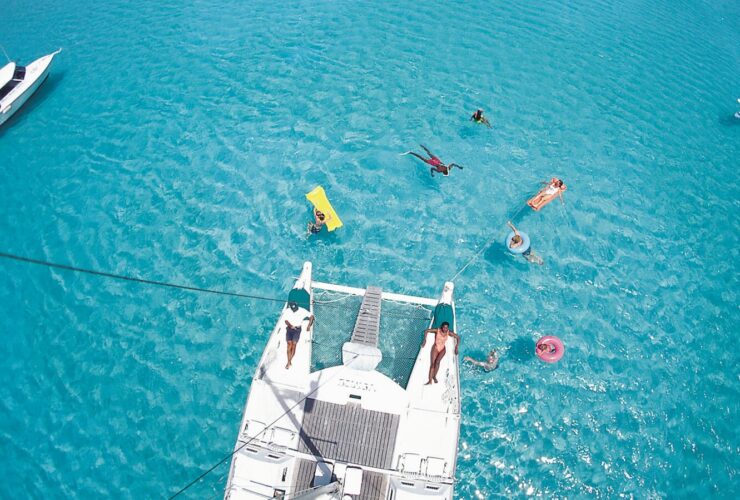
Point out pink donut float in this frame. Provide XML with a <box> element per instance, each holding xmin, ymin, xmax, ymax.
<box><xmin>536</xmin><ymin>336</ymin><xmax>564</xmax><ymax>363</ymax></box>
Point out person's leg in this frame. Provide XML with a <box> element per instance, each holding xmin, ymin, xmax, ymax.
<box><xmin>420</xmin><ymin>144</ymin><xmax>435</xmax><ymax>158</ymax></box>
<box><xmin>431</xmin><ymin>347</ymin><xmax>446</xmax><ymax>383</ymax></box>
<box><xmin>426</xmin><ymin>347</ymin><xmax>439</xmax><ymax>384</ymax></box>
<box><xmin>286</xmin><ymin>341</ymin><xmax>294</xmax><ymax>368</ymax></box>
<box><xmin>404</xmin><ymin>151</ymin><xmax>428</xmax><ymax>163</ymax></box>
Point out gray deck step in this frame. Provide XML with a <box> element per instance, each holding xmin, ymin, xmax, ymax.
<box><xmin>297</xmin><ymin>398</ymin><xmax>399</xmax><ymax>470</ymax></box>
<box><xmin>350</xmin><ymin>287</ymin><xmax>382</xmax><ymax>347</ymax></box>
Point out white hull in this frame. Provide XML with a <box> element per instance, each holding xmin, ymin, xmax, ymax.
<box><xmin>224</xmin><ymin>264</ymin><xmax>460</xmax><ymax>500</ymax></box>
<box><xmin>0</xmin><ymin>50</ymin><xmax>60</xmax><ymax>126</ymax></box>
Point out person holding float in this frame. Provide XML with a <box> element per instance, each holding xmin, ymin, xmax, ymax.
<box><xmin>536</xmin><ymin>335</ymin><xmax>564</xmax><ymax>363</ymax></box>
<box><xmin>527</xmin><ymin>177</ymin><xmax>567</xmax><ymax>211</ymax></box>
<box><xmin>505</xmin><ymin>221</ymin><xmax>543</xmax><ymax>265</ymax></box>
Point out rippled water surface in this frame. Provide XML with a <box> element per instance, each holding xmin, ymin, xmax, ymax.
<box><xmin>1</xmin><ymin>0</ymin><xmax>739</xmax><ymax>497</ymax></box>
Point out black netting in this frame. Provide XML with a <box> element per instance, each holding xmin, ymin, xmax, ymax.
<box><xmin>310</xmin><ymin>290</ymin><xmax>432</xmax><ymax>388</ymax></box>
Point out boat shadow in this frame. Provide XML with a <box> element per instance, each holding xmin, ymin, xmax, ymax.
<box><xmin>0</xmin><ymin>70</ymin><xmax>65</xmax><ymax>133</ymax></box>
<box><xmin>719</xmin><ymin>114</ymin><xmax>740</xmax><ymax>127</ymax></box>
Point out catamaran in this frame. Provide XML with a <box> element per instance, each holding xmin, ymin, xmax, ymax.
<box><xmin>0</xmin><ymin>49</ymin><xmax>61</xmax><ymax>127</ymax></box>
<box><xmin>224</xmin><ymin>262</ymin><xmax>461</xmax><ymax>499</ymax></box>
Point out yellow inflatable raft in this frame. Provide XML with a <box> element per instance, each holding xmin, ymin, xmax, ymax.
<box><xmin>305</xmin><ymin>186</ymin><xmax>343</xmax><ymax>231</ymax></box>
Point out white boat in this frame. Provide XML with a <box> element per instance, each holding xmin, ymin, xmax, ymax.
<box><xmin>224</xmin><ymin>262</ymin><xmax>461</xmax><ymax>499</ymax></box>
<box><xmin>0</xmin><ymin>49</ymin><xmax>61</xmax><ymax>126</ymax></box>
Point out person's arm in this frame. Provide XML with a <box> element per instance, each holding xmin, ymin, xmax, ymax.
<box><xmin>421</xmin><ymin>328</ymin><xmax>436</xmax><ymax>346</ymax></box>
<box><xmin>306</xmin><ymin>315</ymin><xmax>315</xmax><ymax>331</ymax></box>
<box><xmin>451</xmin><ymin>332</ymin><xmax>460</xmax><ymax>354</ymax></box>
<box><xmin>464</xmin><ymin>356</ymin><xmax>485</xmax><ymax>367</ymax></box>
<box><xmin>285</xmin><ymin>319</ymin><xmax>294</xmax><ymax>328</ymax></box>
<box><xmin>507</xmin><ymin>221</ymin><xmax>519</xmax><ymax>235</ymax></box>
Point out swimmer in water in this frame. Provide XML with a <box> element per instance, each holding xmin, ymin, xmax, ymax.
<box><xmin>421</xmin><ymin>321</ymin><xmax>459</xmax><ymax>385</ymax></box>
<box><xmin>528</xmin><ymin>177</ymin><xmax>566</xmax><ymax>210</ymax></box>
<box><xmin>470</xmin><ymin>109</ymin><xmax>492</xmax><ymax>128</ymax></box>
<box><xmin>536</xmin><ymin>342</ymin><xmax>555</xmax><ymax>355</ymax></box>
<box><xmin>307</xmin><ymin>208</ymin><xmax>327</xmax><ymax>235</ymax></box>
<box><xmin>401</xmin><ymin>145</ymin><xmax>464</xmax><ymax>177</ymax></box>
<box><xmin>464</xmin><ymin>349</ymin><xmax>499</xmax><ymax>371</ymax></box>
<box><xmin>507</xmin><ymin>221</ymin><xmax>543</xmax><ymax>265</ymax></box>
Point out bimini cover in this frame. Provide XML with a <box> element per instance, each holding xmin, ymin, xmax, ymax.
<box><xmin>431</xmin><ymin>303</ymin><xmax>455</xmax><ymax>331</ymax></box>
<box><xmin>306</xmin><ymin>186</ymin><xmax>343</xmax><ymax>231</ymax></box>
<box><xmin>0</xmin><ymin>62</ymin><xmax>17</xmax><ymax>89</ymax></box>
<box><xmin>287</xmin><ymin>287</ymin><xmax>310</xmax><ymax>311</ymax></box>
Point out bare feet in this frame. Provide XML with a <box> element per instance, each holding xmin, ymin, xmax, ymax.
<box><xmin>433</xmin><ymin>377</ymin><xmax>438</xmax><ymax>383</ymax></box>
<box><xmin>425</xmin><ymin>380</ymin><xmax>433</xmax><ymax>385</ymax></box>
<box><xmin>285</xmin><ymin>363</ymin><xmax>291</xmax><ymax>369</ymax></box>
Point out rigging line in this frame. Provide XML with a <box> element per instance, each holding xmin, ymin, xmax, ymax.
<box><xmin>0</xmin><ymin>251</ymin><xmax>286</xmax><ymax>304</ymax></box>
<box><xmin>448</xmin><ymin>229</ymin><xmax>504</xmax><ymax>283</ymax></box>
<box><xmin>0</xmin><ymin>251</ymin><xmax>433</xmax><ymax>320</ymax></box>
<box><xmin>168</xmin><ymin>354</ymin><xmax>360</xmax><ymax>499</ymax></box>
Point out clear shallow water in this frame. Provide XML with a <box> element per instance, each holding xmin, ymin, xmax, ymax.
<box><xmin>1</xmin><ymin>0</ymin><xmax>739</xmax><ymax>497</ymax></box>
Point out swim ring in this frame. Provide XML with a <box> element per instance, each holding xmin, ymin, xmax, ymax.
<box><xmin>505</xmin><ymin>231</ymin><xmax>530</xmax><ymax>254</ymax></box>
<box><xmin>536</xmin><ymin>336</ymin><xmax>564</xmax><ymax>363</ymax></box>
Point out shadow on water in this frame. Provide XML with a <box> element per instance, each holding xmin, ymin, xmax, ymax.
<box><xmin>719</xmin><ymin>114</ymin><xmax>740</xmax><ymax>127</ymax></box>
<box><xmin>507</xmin><ymin>336</ymin><xmax>535</xmax><ymax>364</ymax></box>
<box><xmin>0</xmin><ymin>70</ymin><xmax>65</xmax><ymax>134</ymax></box>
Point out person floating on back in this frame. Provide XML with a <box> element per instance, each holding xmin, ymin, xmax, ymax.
<box><xmin>421</xmin><ymin>321</ymin><xmax>459</xmax><ymax>385</ymax></box>
<box><xmin>401</xmin><ymin>145</ymin><xmax>464</xmax><ymax>177</ymax></box>
<box><xmin>470</xmin><ymin>109</ymin><xmax>492</xmax><ymax>128</ymax></box>
<box><xmin>464</xmin><ymin>349</ymin><xmax>499</xmax><ymax>371</ymax></box>
<box><xmin>507</xmin><ymin>221</ymin><xmax>543</xmax><ymax>265</ymax></box>
<box><xmin>527</xmin><ymin>177</ymin><xmax>567</xmax><ymax>211</ymax></box>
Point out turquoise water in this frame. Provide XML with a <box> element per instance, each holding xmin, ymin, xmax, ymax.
<box><xmin>1</xmin><ymin>0</ymin><xmax>739</xmax><ymax>497</ymax></box>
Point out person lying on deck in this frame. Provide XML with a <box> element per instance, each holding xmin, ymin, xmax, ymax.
<box><xmin>284</xmin><ymin>301</ymin><xmax>315</xmax><ymax>369</ymax></box>
<box><xmin>421</xmin><ymin>321</ymin><xmax>459</xmax><ymax>385</ymax></box>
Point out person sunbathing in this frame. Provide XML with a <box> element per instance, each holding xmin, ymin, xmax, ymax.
<box><xmin>527</xmin><ymin>178</ymin><xmax>566</xmax><ymax>211</ymax></box>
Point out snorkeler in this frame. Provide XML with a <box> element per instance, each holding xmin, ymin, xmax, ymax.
<box><xmin>507</xmin><ymin>221</ymin><xmax>543</xmax><ymax>265</ymax></box>
<box><xmin>401</xmin><ymin>145</ymin><xmax>464</xmax><ymax>177</ymax></box>
<box><xmin>464</xmin><ymin>349</ymin><xmax>499</xmax><ymax>371</ymax></box>
<box><xmin>527</xmin><ymin>177</ymin><xmax>567</xmax><ymax>211</ymax></box>
<box><xmin>307</xmin><ymin>208</ymin><xmax>328</xmax><ymax>235</ymax></box>
<box><xmin>470</xmin><ymin>109</ymin><xmax>492</xmax><ymax>128</ymax></box>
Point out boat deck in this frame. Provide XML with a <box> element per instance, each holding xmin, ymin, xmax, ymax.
<box><xmin>298</xmin><ymin>398</ymin><xmax>400</xmax><ymax>469</ymax></box>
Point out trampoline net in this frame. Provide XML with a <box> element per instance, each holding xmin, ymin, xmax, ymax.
<box><xmin>310</xmin><ymin>289</ymin><xmax>433</xmax><ymax>389</ymax></box>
